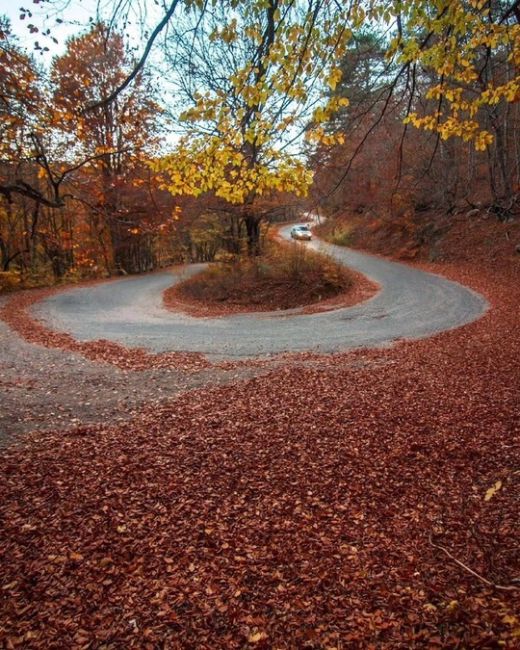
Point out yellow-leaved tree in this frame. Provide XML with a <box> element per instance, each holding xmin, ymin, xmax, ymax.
<box><xmin>151</xmin><ymin>0</ymin><xmax>351</xmax><ymax>255</ymax></box>
<box><xmin>370</xmin><ymin>0</ymin><xmax>520</xmax><ymax>205</ymax></box>
<box><xmin>370</xmin><ymin>0</ymin><xmax>519</xmax><ymax>148</ymax></box>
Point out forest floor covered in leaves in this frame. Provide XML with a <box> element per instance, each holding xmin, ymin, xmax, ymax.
<box><xmin>0</xmin><ymin>215</ymin><xmax>519</xmax><ymax>648</ymax></box>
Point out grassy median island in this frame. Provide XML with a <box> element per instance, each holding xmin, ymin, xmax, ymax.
<box><xmin>167</xmin><ymin>241</ymin><xmax>354</xmax><ymax>313</ymax></box>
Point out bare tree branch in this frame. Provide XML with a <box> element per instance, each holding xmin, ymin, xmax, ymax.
<box><xmin>86</xmin><ymin>0</ymin><xmax>182</xmax><ymax>111</ymax></box>
<box><xmin>499</xmin><ymin>0</ymin><xmax>520</xmax><ymax>24</ymax></box>
<box><xmin>0</xmin><ymin>181</ymin><xmax>67</xmax><ymax>208</ymax></box>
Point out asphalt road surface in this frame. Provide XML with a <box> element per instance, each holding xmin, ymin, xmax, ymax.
<box><xmin>32</xmin><ymin>227</ymin><xmax>488</xmax><ymax>359</ymax></box>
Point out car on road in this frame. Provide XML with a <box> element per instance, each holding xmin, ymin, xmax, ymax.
<box><xmin>290</xmin><ymin>224</ymin><xmax>312</xmax><ymax>241</ymax></box>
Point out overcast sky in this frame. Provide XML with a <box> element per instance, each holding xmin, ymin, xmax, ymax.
<box><xmin>0</xmin><ymin>0</ymin><xmax>163</xmax><ymax>64</ymax></box>
<box><xmin>0</xmin><ymin>0</ymin><xmax>95</xmax><ymax>59</ymax></box>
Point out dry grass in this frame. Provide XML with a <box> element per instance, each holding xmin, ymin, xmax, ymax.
<box><xmin>314</xmin><ymin>221</ymin><xmax>353</xmax><ymax>247</ymax></box>
<box><xmin>175</xmin><ymin>241</ymin><xmax>353</xmax><ymax>311</ymax></box>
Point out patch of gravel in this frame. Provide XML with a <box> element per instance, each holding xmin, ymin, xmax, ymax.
<box><xmin>0</xmin><ymin>313</ymin><xmax>266</xmax><ymax>446</ymax></box>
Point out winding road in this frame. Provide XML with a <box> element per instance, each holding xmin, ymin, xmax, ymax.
<box><xmin>32</xmin><ymin>226</ymin><xmax>488</xmax><ymax>358</ymax></box>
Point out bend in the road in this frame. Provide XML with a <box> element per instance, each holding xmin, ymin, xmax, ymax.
<box><xmin>31</xmin><ymin>229</ymin><xmax>489</xmax><ymax>358</ymax></box>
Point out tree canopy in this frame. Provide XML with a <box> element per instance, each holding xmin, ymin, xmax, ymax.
<box><xmin>1</xmin><ymin>0</ymin><xmax>519</xmax><ymax>281</ymax></box>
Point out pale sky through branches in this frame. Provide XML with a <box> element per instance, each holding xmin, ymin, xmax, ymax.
<box><xmin>0</xmin><ymin>0</ymin><xmax>164</xmax><ymax>63</ymax></box>
<box><xmin>0</xmin><ymin>0</ymin><xmax>97</xmax><ymax>59</ymax></box>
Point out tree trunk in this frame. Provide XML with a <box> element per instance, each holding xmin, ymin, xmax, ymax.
<box><xmin>0</xmin><ymin>236</ymin><xmax>10</xmax><ymax>270</ymax></box>
<box><xmin>492</xmin><ymin>114</ymin><xmax>513</xmax><ymax>203</ymax></box>
<box><xmin>224</xmin><ymin>214</ymin><xmax>242</xmax><ymax>255</ymax></box>
<box><xmin>244</xmin><ymin>215</ymin><xmax>261</xmax><ymax>257</ymax></box>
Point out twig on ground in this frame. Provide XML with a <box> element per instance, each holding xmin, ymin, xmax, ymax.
<box><xmin>429</xmin><ymin>535</ymin><xmax>518</xmax><ymax>592</ymax></box>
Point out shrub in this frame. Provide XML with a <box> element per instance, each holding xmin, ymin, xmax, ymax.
<box><xmin>174</xmin><ymin>240</ymin><xmax>352</xmax><ymax>310</ymax></box>
<box><xmin>329</xmin><ymin>225</ymin><xmax>352</xmax><ymax>246</ymax></box>
<box><xmin>0</xmin><ymin>271</ymin><xmax>21</xmax><ymax>292</ymax></box>
<box><xmin>317</xmin><ymin>222</ymin><xmax>352</xmax><ymax>247</ymax></box>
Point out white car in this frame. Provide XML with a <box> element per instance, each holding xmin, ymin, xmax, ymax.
<box><xmin>290</xmin><ymin>224</ymin><xmax>312</xmax><ymax>241</ymax></box>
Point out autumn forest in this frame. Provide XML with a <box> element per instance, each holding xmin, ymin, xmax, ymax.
<box><xmin>1</xmin><ymin>1</ymin><xmax>519</xmax><ymax>648</ymax></box>
<box><xmin>1</xmin><ymin>0</ymin><xmax>519</xmax><ymax>285</ymax></box>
